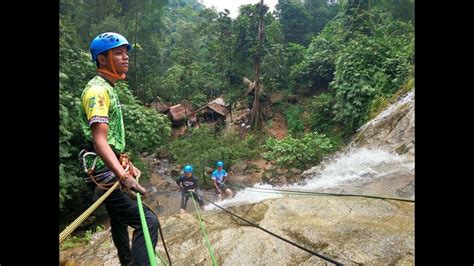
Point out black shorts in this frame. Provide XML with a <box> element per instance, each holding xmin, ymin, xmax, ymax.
<box><xmin>181</xmin><ymin>190</ymin><xmax>204</xmax><ymax>209</ymax></box>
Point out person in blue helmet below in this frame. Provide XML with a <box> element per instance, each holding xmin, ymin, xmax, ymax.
<box><xmin>78</xmin><ymin>32</ymin><xmax>158</xmax><ymax>266</ymax></box>
<box><xmin>211</xmin><ymin>161</ymin><xmax>234</xmax><ymax>201</ymax></box>
<box><xmin>176</xmin><ymin>165</ymin><xmax>205</xmax><ymax>214</ymax></box>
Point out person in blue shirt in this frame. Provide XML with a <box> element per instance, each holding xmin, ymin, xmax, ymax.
<box><xmin>211</xmin><ymin>161</ymin><xmax>234</xmax><ymax>201</ymax></box>
<box><xmin>176</xmin><ymin>165</ymin><xmax>205</xmax><ymax>214</ymax></box>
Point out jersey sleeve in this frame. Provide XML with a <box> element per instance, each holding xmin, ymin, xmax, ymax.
<box><xmin>211</xmin><ymin>170</ymin><xmax>217</xmax><ymax>180</ymax></box>
<box><xmin>82</xmin><ymin>85</ymin><xmax>111</xmax><ymax>126</ymax></box>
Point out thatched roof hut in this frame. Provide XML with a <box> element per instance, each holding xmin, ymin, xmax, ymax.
<box><xmin>195</xmin><ymin>97</ymin><xmax>229</xmax><ymax>123</ymax></box>
<box><xmin>167</xmin><ymin>101</ymin><xmax>194</xmax><ymax>126</ymax></box>
<box><xmin>207</xmin><ymin>102</ymin><xmax>229</xmax><ymax>117</ymax></box>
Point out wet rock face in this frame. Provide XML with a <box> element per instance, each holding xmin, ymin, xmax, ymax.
<box><xmin>301</xmin><ymin>89</ymin><xmax>415</xmax><ymax>201</ymax></box>
<box><xmin>60</xmin><ymin>196</ymin><xmax>413</xmax><ymax>265</ymax></box>
<box><xmin>60</xmin><ymin>228</ymin><xmax>120</xmax><ymax>266</ymax></box>
<box><xmin>350</xmin><ymin>90</ymin><xmax>414</xmax><ymax>158</ymax></box>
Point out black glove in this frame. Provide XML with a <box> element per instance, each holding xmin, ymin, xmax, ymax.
<box><xmin>120</xmin><ymin>174</ymin><xmax>147</xmax><ymax>200</ymax></box>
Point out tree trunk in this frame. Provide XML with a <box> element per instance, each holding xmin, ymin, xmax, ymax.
<box><xmin>250</xmin><ymin>0</ymin><xmax>265</xmax><ymax>130</ymax></box>
<box><xmin>134</xmin><ymin>7</ymin><xmax>139</xmax><ymax>97</ymax></box>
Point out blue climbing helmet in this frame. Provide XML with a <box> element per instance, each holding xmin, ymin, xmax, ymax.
<box><xmin>90</xmin><ymin>32</ymin><xmax>132</xmax><ymax>62</ymax></box>
<box><xmin>183</xmin><ymin>165</ymin><xmax>193</xmax><ymax>173</ymax></box>
<box><xmin>216</xmin><ymin>161</ymin><xmax>224</xmax><ymax>167</ymax></box>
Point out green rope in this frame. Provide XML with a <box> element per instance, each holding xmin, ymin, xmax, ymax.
<box><xmin>136</xmin><ymin>172</ymin><xmax>170</xmax><ymax>266</ymax></box>
<box><xmin>137</xmin><ymin>192</ymin><xmax>159</xmax><ymax>266</ymax></box>
<box><xmin>189</xmin><ymin>192</ymin><xmax>218</xmax><ymax>266</ymax></box>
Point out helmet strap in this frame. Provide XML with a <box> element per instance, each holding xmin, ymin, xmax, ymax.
<box><xmin>97</xmin><ymin>50</ymin><xmax>126</xmax><ymax>81</ymax></box>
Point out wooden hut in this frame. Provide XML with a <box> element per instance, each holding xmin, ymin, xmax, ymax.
<box><xmin>195</xmin><ymin>97</ymin><xmax>229</xmax><ymax>125</ymax></box>
<box><xmin>166</xmin><ymin>101</ymin><xmax>194</xmax><ymax>126</ymax></box>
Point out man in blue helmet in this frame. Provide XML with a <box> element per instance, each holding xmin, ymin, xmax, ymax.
<box><xmin>79</xmin><ymin>32</ymin><xmax>158</xmax><ymax>266</ymax></box>
<box><xmin>176</xmin><ymin>165</ymin><xmax>205</xmax><ymax>214</ymax></box>
<box><xmin>211</xmin><ymin>161</ymin><xmax>234</xmax><ymax>201</ymax></box>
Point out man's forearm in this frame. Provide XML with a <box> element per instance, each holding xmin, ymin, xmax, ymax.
<box><xmin>93</xmin><ymin>139</ymin><xmax>126</xmax><ymax>178</ymax></box>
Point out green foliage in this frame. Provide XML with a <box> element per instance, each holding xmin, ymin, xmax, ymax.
<box><xmin>275</xmin><ymin>0</ymin><xmax>338</xmax><ymax>45</ymax></box>
<box><xmin>289</xmin><ymin>4</ymin><xmax>414</xmax><ymax>133</ymax></box>
<box><xmin>232</xmin><ymin>4</ymin><xmax>265</xmax><ymax>75</ymax></box>
<box><xmin>285</xmin><ymin>43</ymin><xmax>306</xmax><ymax>70</ymax></box>
<box><xmin>331</xmin><ymin>19</ymin><xmax>414</xmax><ymax>131</ymax></box>
<box><xmin>60</xmin><ymin>225</ymin><xmax>105</xmax><ymax>251</ymax></box>
<box><xmin>309</xmin><ymin>93</ymin><xmax>340</xmax><ymax>135</ymax></box>
<box><xmin>190</xmin><ymin>93</ymin><xmax>208</xmax><ymax>109</ymax></box>
<box><xmin>116</xmin><ymin>82</ymin><xmax>172</xmax><ymax>153</ymax></box>
<box><xmin>284</xmin><ymin>105</ymin><xmax>305</xmax><ymax>135</ymax></box>
<box><xmin>368</xmin><ymin>94</ymin><xmax>390</xmax><ymax>120</ymax></box>
<box><xmin>263</xmin><ymin>132</ymin><xmax>336</xmax><ymax>169</ymax></box>
<box><xmin>262</xmin><ymin>39</ymin><xmax>305</xmax><ymax>92</ymax></box>
<box><xmin>368</xmin><ymin>69</ymin><xmax>414</xmax><ymax>119</ymax></box>
<box><xmin>370</xmin><ymin>0</ymin><xmax>414</xmax><ymax>22</ymax></box>
<box><xmin>289</xmin><ymin>15</ymin><xmax>349</xmax><ymax>93</ymax></box>
<box><xmin>267</xmin><ymin>119</ymin><xmax>273</xmax><ymax>128</ymax></box>
<box><xmin>166</xmin><ymin>125</ymin><xmax>259</xmax><ymax>187</ymax></box>
<box><xmin>59</xmin><ymin>164</ymin><xmax>90</xmax><ymax>215</ymax></box>
<box><xmin>60</xmin><ymin>16</ymin><xmax>96</xmax><ymax>215</ymax></box>
<box><xmin>261</xmin><ymin>42</ymin><xmax>285</xmax><ymax>92</ymax></box>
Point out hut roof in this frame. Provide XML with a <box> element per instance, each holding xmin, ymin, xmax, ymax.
<box><xmin>195</xmin><ymin>97</ymin><xmax>229</xmax><ymax>117</ymax></box>
<box><xmin>168</xmin><ymin>103</ymin><xmax>194</xmax><ymax>121</ymax></box>
<box><xmin>207</xmin><ymin>102</ymin><xmax>229</xmax><ymax>116</ymax></box>
<box><xmin>210</xmin><ymin>97</ymin><xmax>226</xmax><ymax>106</ymax></box>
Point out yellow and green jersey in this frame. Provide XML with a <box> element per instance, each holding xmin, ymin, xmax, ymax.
<box><xmin>79</xmin><ymin>75</ymin><xmax>125</xmax><ymax>171</ymax></box>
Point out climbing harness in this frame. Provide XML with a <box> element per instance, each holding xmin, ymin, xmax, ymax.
<box><xmin>78</xmin><ymin>149</ymin><xmax>98</xmax><ymax>174</ymax></box>
<box><xmin>190</xmin><ymin>191</ymin><xmax>218</xmax><ymax>266</ymax></box>
<box><xmin>201</xmin><ymin>196</ymin><xmax>344</xmax><ymax>265</ymax></box>
<box><xmin>78</xmin><ymin>149</ymin><xmax>118</xmax><ymax>190</ymax></box>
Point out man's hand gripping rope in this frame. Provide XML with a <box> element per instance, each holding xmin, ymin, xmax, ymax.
<box><xmin>118</xmin><ymin>153</ymin><xmax>147</xmax><ymax>199</ymax></box>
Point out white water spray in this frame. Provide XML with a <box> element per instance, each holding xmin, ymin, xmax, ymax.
<box><xmin>205</xmin><ymin>148</ymin><xmax>413</xmax><ymax>210</ymax></box>
<box><xmin>205</xmin><ymin>90</ymin><xmax>414</xmax><ymax>210</ymax></box>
